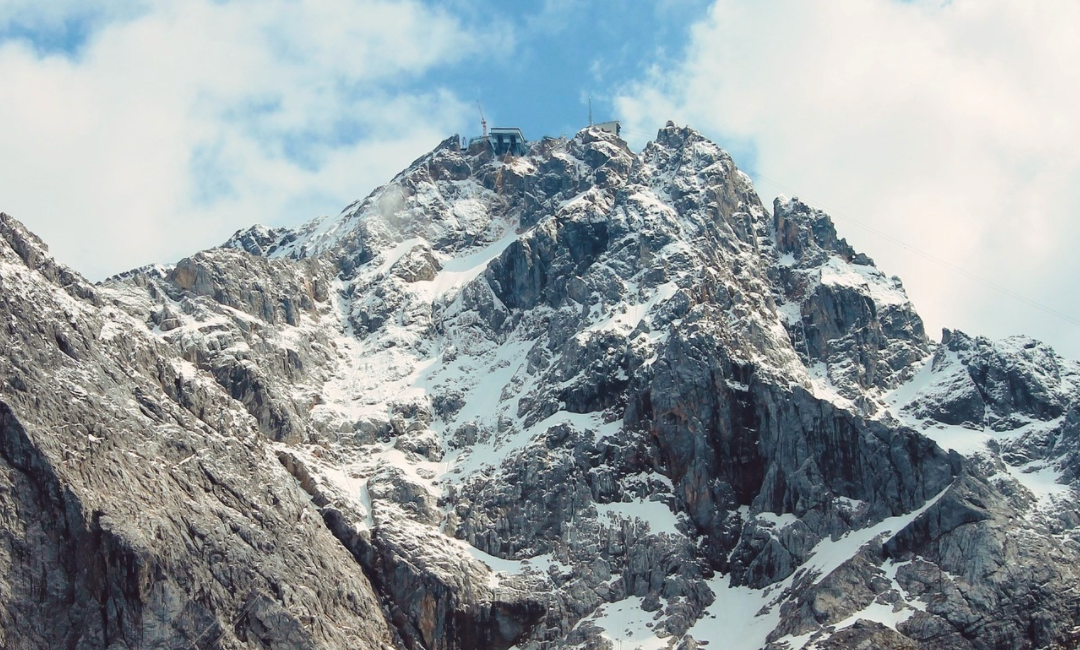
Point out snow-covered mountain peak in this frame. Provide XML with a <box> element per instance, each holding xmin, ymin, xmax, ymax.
<box><xmin>100</xmin><ymin>124</ymin><xmax>972</xmax><ymax>647</ymax></box>
<box><xmin>222</xmin><ymin>128</ymin><xmax>638</xmax><ymax>272</ymax></box>
<box><xmin>4</xmin><ymin>122</ymin><xmax>1078</xmax><ymax>650</ymax></box>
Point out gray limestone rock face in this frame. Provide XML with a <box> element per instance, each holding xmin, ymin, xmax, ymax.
<box><xmin>2</xmin><ymin>120</ymin><xmax>1079</xmax><ymax>650</ymax></box>
<box><xmin>772</xmin><ymin>197</ymin><xmax>929</xmax><ymax>403</ymax></box>
<box><xmin>0</xmin><ymin>212</ymin><xmax>397</xmax><ymax>650</ymax></box>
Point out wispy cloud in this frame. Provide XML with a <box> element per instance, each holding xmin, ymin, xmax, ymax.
<box><xmin>0</xmin><ymin>0</ymin><xmax>476</xmax><ymax>279</ymax></box>
<box><xmin>616</xmin><ymin>0</ymin><xmax>1080</xmax><ymax>357</ymax></box>
<box><xmin>524</xmin><ymin>0</ymin><xmax>578</xmax><ymax>34</ymax></box>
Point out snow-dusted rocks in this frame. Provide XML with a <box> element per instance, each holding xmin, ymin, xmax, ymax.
<box><xmin>772</xmin><ymin>196</ymin><xmax>929</xmax><ymax>405</ymax></box>
<box><xmin>0</xmin><ymin>212</ymin><xmax>397</xmax><ymax>649</ymax></box>
<box><xmin>2</xmin><ymin>122</ymin><xmax>1079</xmax><ymax>649</ymax></box>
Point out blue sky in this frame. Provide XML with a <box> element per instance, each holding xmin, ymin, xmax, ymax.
<box><xmin>1</xmin><ymin>0</ymin><xmax>1078</xmax><ymax>357</ymax></box>
<box><xmin>430</xmin><ymin>1</ymin><xmax>713</xmax><ymax>140</ymax></box>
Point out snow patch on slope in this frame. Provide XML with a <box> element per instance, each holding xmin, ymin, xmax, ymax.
<box><xmin>688</xmin><ymin>484</ymin><xmax>950</xmax><ymax>649</ymax></box>
<box><xmin>819</xmin><ymin>256</ymin><xmax>908</xmax><ymax>308</ymax></box>
<box><xmin>886</xmin><ymin>348</ymin><xmax>1076</xmax><ymax>511</ymax></box>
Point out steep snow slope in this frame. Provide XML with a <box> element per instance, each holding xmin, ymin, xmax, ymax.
<box><xmin>4</xmin><ymin>122</ymin><xmax>1077</xmax><ymax>649</ymax></box>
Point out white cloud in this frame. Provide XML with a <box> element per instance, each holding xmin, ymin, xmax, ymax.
<box><xmin>616</xmin><ymin>0</ymin><xmax>1080</xmax><ymax>358</ymax></box>
<box><xmin>0</xmin><ymin>0</ymin><xmax>476</xmax><ymax>279</ymax></box>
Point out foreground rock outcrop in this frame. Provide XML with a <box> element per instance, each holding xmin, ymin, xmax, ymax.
<box><xmin>0</xmin><ymin>213</ymin><xmax>398</xmax><ymax>649</ymax></box>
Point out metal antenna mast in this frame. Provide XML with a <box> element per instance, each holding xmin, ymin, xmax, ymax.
<box><xmin>588</xmin><ymin>96</ymin><xmax>593</xmax><ymax>127</ymax></box>
<box><xmin>478</xmin><ymin>102</ymin><xmax>488</xmax><ymax>138</ymax></box>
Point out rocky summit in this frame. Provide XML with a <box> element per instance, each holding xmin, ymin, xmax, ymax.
<box><xmin>1</xmin><ymin>122</ymin><xmax>1078</xmax><ymax>649</ymax></box>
